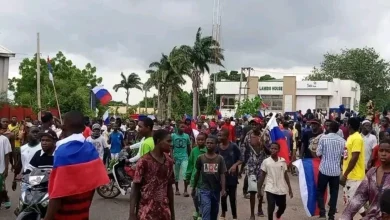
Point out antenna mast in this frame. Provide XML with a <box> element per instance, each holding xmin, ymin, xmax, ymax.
<box><xmin>211</xmin><ymin>0</ymin><xmax>222</xmax><ymax>104</ymax></box>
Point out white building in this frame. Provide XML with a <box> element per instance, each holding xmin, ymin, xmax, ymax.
<box><xmin>215</xmin><ymin>76</ymin><xmax>360</xmax><ymax>117</ymax></box>
<box><xmin>0</xmin><ymin>45</ymin><xmax>15</xmax><ymax>99</ymax></box>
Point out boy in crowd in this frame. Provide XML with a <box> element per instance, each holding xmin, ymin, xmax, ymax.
<box><xmin>258</xmin><ymin>143</ymin><xmax>293</xmax><ymax>220</ymax></box>
<box><xmin>185</xmin><ymin>132</ymin><xmax>208</xmax><ymax>220</ymax></box>
<box><xmin>171</xmin><ymin>122</ymin><xmax>191</xmax><ymax>196</ymax></box>
<box><xmin>217</xmin><ymin>128</ymin><xmax>241</xmax><ymax>220</ymax></box>
<box><xmin>108</xmin><ymin>123</ymin><xmax>125</xmax><ymax>160</ymax></box>
<box><xmin>0</xmin><ymin>125</ymin><xmax>12</xmax><ymax>209</ymax></box>
<box><xmin>192</xmin><ymin>135</ymin><xmax>226</xmax><ymax>220</ymax></box>
<box><xmin>86</xmin><ymin>124</ymin><xmax>108</xmax><ymax>160</ymax></box>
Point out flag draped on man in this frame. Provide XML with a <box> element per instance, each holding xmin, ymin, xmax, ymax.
<box><xmin>266</xmin><ymin>114</ymin><xmax>290</xmax><ymax>164</ymax></box>
<box><xmin>292</xmin><ymin>158</ymin><xmax>326</xmax><ymax>217</ymax></box>
<box><xmin>48</xmin><ymin>134</ymin><xmax>109</xmax><ymax>199</ymax></box>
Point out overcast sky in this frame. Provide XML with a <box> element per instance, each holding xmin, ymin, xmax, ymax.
<box><xmin>2</xmin><ymin>0</ymin><xmax>390</xmax><ymax>104</ymax></box>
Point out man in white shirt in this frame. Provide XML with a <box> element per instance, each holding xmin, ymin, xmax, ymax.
<box><xmin>20</xmin><ymin>126</ymin><xmax>42</xmax><ymax>174</ymax></box>
<box><xmin>361</xmin><ymin>120</ymin><xmax>377</xmax><ymax>170</ymax></box>
<box><xmin>0</xmin><ymin>125</ymin><xmax>12</xmax><ymax>209</ymax></box>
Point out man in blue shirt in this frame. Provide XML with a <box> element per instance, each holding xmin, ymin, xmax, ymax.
<box><xmin>108</xmin><ymin>123</ymin><xmax>124</xmax><ymax>160</ymax></box>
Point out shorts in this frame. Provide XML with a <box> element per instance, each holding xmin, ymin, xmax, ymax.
<box><xmin>174</xmin><ymin>159</ymin><xmax>188</xmax><ymax>182</ymax></box>
<box><xmin>111</xmin><ymin>153</ymin><xmax>119</xmax><ymax>160</ymax></box>
<box><xmin>343</xmin><ymin>179</ymin><xmax>364</xmax><ymax>214</ymax></box>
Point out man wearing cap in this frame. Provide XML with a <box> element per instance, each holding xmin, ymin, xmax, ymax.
<box><xmin>301</xmin><ymin>119</ymin><xmax>323</xmax><ymax>159</ymax></box>
<box><xmin>86</xmin><ymin>124</ymin><xmax>108</xmax><ymax>160</ymax></box>
<box><xmin>361</xmin><ymin>120</ymin><xmax>377</xmax><ymax>170</ymax></box>
<box><xmin>25</xmin><ymin>129</ymin><xmax>57</xmax><ymax>173</ymax></box>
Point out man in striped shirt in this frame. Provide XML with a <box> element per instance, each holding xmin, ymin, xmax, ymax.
<box><xmin>316</xmin><ymin>121</ymin><xmax>346</xmax><ymax>220</ymax></box>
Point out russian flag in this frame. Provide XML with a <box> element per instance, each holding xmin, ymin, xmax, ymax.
<box><xmin>92</xmin><ymin>85</ymin><xmax>112</xmax><ymax>105</ymax></box>
<box><xmin>49</xmin><ymin>134</ymin><xmax>109</xmax><ymax>199</ymax></box>
<box><xmin>102</xmin><ymin>110</ymin><xmax>110</xmax><ymax>125</ymax></box>
<box><xmin>292</xmin><ymin>158</ymin><xmax>326</xmax><ymax>217</ymax></box>
<box><xmin>266</xmin><ymin>114</ymin><xmax>290</xmax><ymax>164</ymax></box>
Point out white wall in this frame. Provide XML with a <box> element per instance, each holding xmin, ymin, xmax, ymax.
<box><xmin>216</xmin><ymin>82</ymin><xmax>244</xmax><ymax>95</ymax></box>
<box><xmin>258</xmin><ymin>81</ymin><xmax>283</xmax><ymax>95</ymax></box>
<box><xmin>296</xmin><ymin>96</ymin><xmax>316</xmax><ymax>112</ymax></box>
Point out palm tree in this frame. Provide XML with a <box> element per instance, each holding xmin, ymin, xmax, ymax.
<box><xmin>113</xmin><ymin>72</ymin><xmax>143</xmax><ymax>113</ymax></box>
<box><xmin>142</xmin><ymin>81</ymin><xmax>152</xmax><ymax>113</ymax></box>
<box><xmin>180</xmin><ymin>27</ymin><xmax>224</xmax><ymax>119</ymax></box>
<box><xmin>147</xmin><ymin>49</ymin><xmax>188</xmax><ymax>119</ymax></box>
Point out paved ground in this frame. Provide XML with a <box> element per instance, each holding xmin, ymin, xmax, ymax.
<box><xmin>1</xmin><ymin>172</ymin><xmax>356</xmax><ymax>220</ymax></box>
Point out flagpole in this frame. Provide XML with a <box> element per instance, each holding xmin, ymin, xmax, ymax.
<box><xmin>37</xmin><ymin>33</ymin><xmax>42</xmax><ymax>121</ymax></box>
<box><xmin>51</xmin><ymin>80</ymin><xmax>62</xmax><ymax>123</ymax></box>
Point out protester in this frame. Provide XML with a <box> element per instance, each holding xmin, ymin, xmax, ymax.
<box><xmin>86</xmin><ymin>124</ymin><xmax>108</xmax><ymax>160</ymax></box>
<box><xmin>340</xmin><ymin>117</ymin><xmax>349</xmax><ymax>140</ymax></box>
<box><xmin>340</xmin><ymin>117</ymin><xmax>366</xmax><ymax>217</ymax></box>
<box><xmin>369</xmin><ymin>130</ymin><xmax>389</xmax><ymax>168</ymax></box>
<box><xmin>340</xmin><ymin>138</ymin><xmax>390</xmax><ymax>219</ymax></box>
<box><xmin>44</xmin><ymin>111</ymin><xmax>108</xmax><ymax>220</ymax></box>
<box><xmin>185</xmin><ymin>132</ymin><xmax>207</xmax><ymax>220</ymax></box>
<box><xmin>82</xmin><ymin>117</ymin><xmax>92</xmax><ymax>138</ymax></box>
<box><xmin>241</xmin><ymin>117</ymin><xmax>270</xmax><ymax>219</ymax></box>
<box><xmin>14</xmin><ymin>126</ymin><xmax>41</xmax><ymax>191</ymax></box>
<box><xmin>129</xmin><ymin>129</ymin><xmax>175</xmax><ymax>220</ymax></box>
<box><xmin>301</xmin><ymin>119</ymin><xmax>322</xmax><ymax>158</ymax></box>
<box><xmin>217</xmin><ymin>128</ymin><xmax>241</xmax><ymax>220</ymax></box>
<box><xmin>26</xmin><ymin>129</ymin><xmax>57</xmax><ymax>172</ymax></box>
<box><xmin>221</xmin><ymin>118</ymin><xmax>235</xmax><ymax>142</ymax></box>
<box><xmin>171</xmin><ymin>122</ymin><xmax>191</xmax><ymax>196</ymax></box>
<box><xmin>0</xmin><ymin>125</ymin><xmax>12</xmax><ymax>209</ymax></box>
<box><xmin>102</xmin><ymin>123</ymin><xmax>112</xmax><ymax>165</ymax></box>
<box><xmin>8</xmin><ymin>116</ymin><xmax>21</xmax><ymax>173</ymax></box>
<box><xmin>138</xmin><ymin>117</ymin><xmax>155</xmax><ymax>157</ymax></box>
<box><xmin>258</xmin><ymin>142</ymin><xmax>293</xmax><ymax>220</ymax></box>
<box><xmin>108</xmin><ymin>123</ymin><xmax>125</xmax><ymax>160</ymax></box>
<box><xmin>361</xmin><ymin>120</ymin><xmax>378</xmax><ymax>170</ymax></box>
<box><xmin>192</xmin><ymin>135</ymin><xmax>226</xmax><ymax>220</ymax></box>
<box><xmin>316</xmin><ymin>121</ymin><xmax>346</xmax><ymax>220</ymax></box>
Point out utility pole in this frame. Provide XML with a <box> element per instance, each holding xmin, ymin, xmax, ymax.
<box><xmin>238</xmin><ymin>67</ymin><xmax>253</xmax><ymax>106</ymax></box>
<box><xmin>238</xmin><ymin>67</ymin><xmax>244</xmax><ymax>109</ymax></box>
<box><xmin>36</xmin><ymin>33</ymin><xmax>41</xmax><ymax>121</ymax></box>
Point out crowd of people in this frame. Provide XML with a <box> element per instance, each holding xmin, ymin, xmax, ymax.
<box><xmin>0</xmin><ymin>109</ymin><xmax>390</xmax><ymax>219</ymax></box>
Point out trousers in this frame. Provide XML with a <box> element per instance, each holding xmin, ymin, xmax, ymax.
<box><xmin>266</xmin><ymin>192</ymin><xmax>286</xmax><ymax>220</ymax></box>
<box><xmin>221</xmin><ymin>185</ymin><xmax>237</xmax><ymax>218</ymax></box>
<box><xmin>198</xmin><ymin>189</ymin><xmax>220</xmax><ymax>220</ymax></box>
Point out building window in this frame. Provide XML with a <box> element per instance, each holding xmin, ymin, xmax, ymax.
<box><xmin>262</xmin><ymin>95</ymin><xmax>283</xmax><ymax>111</ymax></box>
<box><xmin>316</xmin><ymin>96</ymin><xmax>329</xmax><ymax>110</ymax></box>
<box><xmin>220</xmin><ymin>96</ymin><xmax>236</xmax><ymax>109</ymax></box>
<box><xmin>342</xmin><ymin>97</ymin><xmax>351</xmax><ymax>109</ymax></box>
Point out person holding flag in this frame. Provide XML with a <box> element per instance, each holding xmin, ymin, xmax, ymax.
<box><xmin>43</xmin><ymin>111</ymin><xmax>109</xmax><ymax>220</ymax></box>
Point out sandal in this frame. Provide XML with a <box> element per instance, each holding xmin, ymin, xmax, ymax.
<box><xmin>183</xmin><ymin>192</ymin><xmax>190</xmax><ymax>197</ymax></box>
<box><xmin>175</xmin><ymin>191</ymin><xmax>181</xmax><ymax>196</ymax></box>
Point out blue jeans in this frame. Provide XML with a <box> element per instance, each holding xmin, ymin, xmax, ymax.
<box><xmin>198</xmin><ymin>189</ymin><xmax>220</xmax><ymax>220</ymax></box>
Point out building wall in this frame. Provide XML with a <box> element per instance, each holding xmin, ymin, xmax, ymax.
<box><xmin>0</xmin><ymin>57</ymin><xmax>10</xmax><ymax>97</ymax></box>
<box><xmin>216</xmin><ymin>76</ymin><xmax>360</xmax><ymax>117</ymax></box>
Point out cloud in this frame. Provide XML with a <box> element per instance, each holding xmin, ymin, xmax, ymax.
<box><xmin>2</xmin><ymin>0</ymin><xmax>390</xmax><ymax>104</ymax></box>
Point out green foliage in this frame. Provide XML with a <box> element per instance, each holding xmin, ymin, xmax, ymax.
<box><xmin>113</xmin><ymin>72</ymin><xmax>143</xmax><ymax>111</ymax></box>
<box><xmin>209</xmin><ymin>70</ymin><xmax>246</xmax><ymax>82</ymax></box>
<box><xmin>138</xmin><ymin>97</ymin><xmax>154</xmax><ymax>108</ymax></box>
<box><xmin>9</xmin><ymin>51</ymin><xmax>102</xmax><ymax>116</ymax></box>
<box><xmin>259</xmin><ymin>74</ymin><xmax>276</xmax><ymax>81</ymax></box>
<box><xmin>235</xmin><ymin>96</ymin><xmax>262</xmax><ymax>117</ymax></box>
<box><xmin>306</xmin><ymin>47</ymin><xmax>390</xmax><ymax>111</ymax></box>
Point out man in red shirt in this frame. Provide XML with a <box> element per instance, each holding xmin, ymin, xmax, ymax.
<box><xmin>221</xmin><ymin>118</ymin><xmax>235</xmax><ymax>142</ymax></box>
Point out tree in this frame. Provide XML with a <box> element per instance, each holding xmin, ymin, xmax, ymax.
<box><xmin>306</xmin><ymin>47</ymin><xmax>390</xmax><ymax>110</ymax></box>
<box><xmin>259</xmin><ymin>74</ymin><xmax>276</xmax><ymax>81</ymax></box>
<box><xmin>180</xmin><ymin>27</ymin><xmax>224</xmax><ymax>119</ymax></box>
<box><xmin>8</xmin><ymin>51</ymin><xmax>102</xmax><ymax>116</ymax></box>
<box><xmin>235</xmin><ymin>96</ymin><xmax>262</xmax><ymax>117</ymax></box>
<box><xmin>113</xmin><ymin>72</ymin><xmax>143</xmax><ymax>113</ymax></box>
<box><xmin>147</xmin><ymin>48</ymin><xmax>188</xmax><ymax>119</ymax></box>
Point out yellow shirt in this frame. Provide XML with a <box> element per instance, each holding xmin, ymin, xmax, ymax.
<box><xmin>139</xmin><ymin>137</ymin><xmax>155</xmax><ymax>157</ymax></box>
<box><xmin>343</xmin><ymin>132</ymin><xmax>365</xmax><ymax>180</ymax></box>
<box><xmin>8</xmin><ymin>124</ymin><xmax>21</xmax><ymax>148</ymax></box>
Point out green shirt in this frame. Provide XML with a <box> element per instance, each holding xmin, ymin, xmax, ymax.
<box><xmin>185</xmin><ymin>146</ymin><xmax>207</xmax><ymax>187</ymax></box>
<box><xmin>172</xmin><ymin>133</ymin><xmax>191</xmax><ymax>160</ymax></box>
<box><xmin>139</xmin><ymin>137</ymin><xmax>155</xmax><ymax>157</ymax></box>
